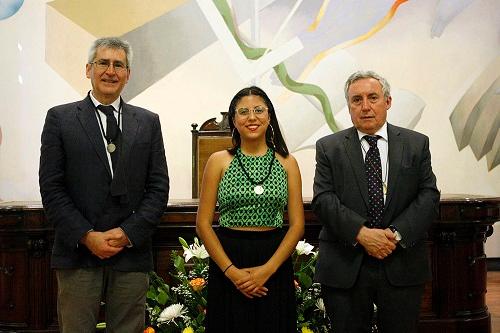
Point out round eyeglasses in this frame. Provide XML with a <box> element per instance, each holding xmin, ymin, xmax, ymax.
<box><xmin>90</xmin><ymin>59</ymin><xmax>128</xmax><ymax>74</ymax></box>
<box><xmin>236</xmin><ymin>105</ymin><xmax>268</xmax><ymax>117</ymax></box>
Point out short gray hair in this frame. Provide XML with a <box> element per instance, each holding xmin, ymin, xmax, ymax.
<box><xmin>87</xmin><ymin>37</ymin><xmax>133</xmax><ymax>67</ymax></box>
<box><xmin>344</xmin><ymin>70</ymin><xmax>391</xmax><ymax>102</ymax></box>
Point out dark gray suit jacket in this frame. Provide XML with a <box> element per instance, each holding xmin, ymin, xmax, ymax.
<box><xmin>312</xmin><ymin>123</ymin><xmax>439</xmax><ymax>288</ymax></box>
<box><xmin>39</xmin><ymin>95</ymin><xmax>169</xmax><ymax>272</ymax></box>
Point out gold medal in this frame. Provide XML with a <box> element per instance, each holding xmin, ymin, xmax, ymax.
<box><xmin>107</xmin><ymin>143</ymin><xmax>116</xmax><ymax>153</ymax></box>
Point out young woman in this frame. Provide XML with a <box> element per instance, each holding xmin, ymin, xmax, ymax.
<box><xmin>196</xmin><ymin>86</ymin><xmax>305</xmax><ymax>332</ymax></box>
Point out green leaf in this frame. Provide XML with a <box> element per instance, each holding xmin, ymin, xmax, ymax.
<box><xmin>146</xmin><ymin>289</ymin><xmax>156</xmax><ymax>299</ymax></box>
<box><xmin>174</xmin><ymin>255</ymin><xmax>186</xmax><ymax>273</ymax></box>
<box><xmin>298</xmin><ymin>271</ymin><xmax>313</xmax><ymax>288</ymax></box>
<box><xmin>179</xmin><ymin>237</ymin><xmax>189</xmax><ymax>249</ymax></box>
<box><xmin>153</xmin><ymin>304</ymin><xmax>161</xmax><ymax>313</ymax></box>
<box><xmin>157</xmin><ymin>289</ymin><xmax>168</xmax><ymax>305</ymax></box>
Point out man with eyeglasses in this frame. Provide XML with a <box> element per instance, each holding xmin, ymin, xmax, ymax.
<box><xmin>39</xmin><ymin>37</ymin><xmax>169</xmax><ymax>332</ymax></box>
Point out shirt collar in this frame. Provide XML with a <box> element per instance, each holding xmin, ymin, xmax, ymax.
<box><xmin>356</xmin><ymin>122</ymin><xmax>388</xmax><ymax>142</ymax></box>
<box><xmin>89</xmin><ymin>91</ymin><xmax>121</xmax><ymax>112</ymax></box>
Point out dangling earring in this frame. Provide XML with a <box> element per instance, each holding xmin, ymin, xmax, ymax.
<box><xmin>232</xmin><ymin>128</ymin><xmax>238</xmax><ymax>145</ymax></box>
<box><xmin>268</xmin><ymin>124</ymin><xmax>276</xmax><ymax>149</ymax></box>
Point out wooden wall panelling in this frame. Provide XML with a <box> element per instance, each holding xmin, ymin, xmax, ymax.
<box><xmin>0</xmin><ymin>196</ymin><xmax>498</xmax><ymax>333</ymax></box>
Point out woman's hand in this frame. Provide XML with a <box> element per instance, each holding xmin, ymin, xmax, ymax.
<box><xmin>233</xmin><ymin>265</ymin><xmax>273</xmax><ymax>298</ymax></box>
<box><xmin>226</xmin><ymin>266</ymin><xmax>267</xmax><ymax>298</ymax></box>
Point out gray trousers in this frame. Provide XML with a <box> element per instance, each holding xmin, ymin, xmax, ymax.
<box><xmin>56</xmin><ymin>267</ymin><xmax>149</xmax><ymax>333</ymax></box>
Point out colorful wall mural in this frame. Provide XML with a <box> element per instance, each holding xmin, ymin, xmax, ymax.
<box><xmin>0</xmin><ymin>0</ymin><xmax>499</xmax><ymax>255</ymax></box>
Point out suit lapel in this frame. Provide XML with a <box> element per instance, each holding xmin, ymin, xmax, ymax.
<box><xmin>76</xmin><ymin>96</ymin><xmax>112</xmax><ymax>177</ymax></box>
<box><xmin>344</xmin><ymin>127</ymin><xmax>370</xmax><ymax>209</ymax></box>
<box><xmin>119</xmin><ymin>102</ymin><xmax>139</xmax><ymax>165</ymax></box>
<box><xmin>385</xmin><ymin>123</ymin><xmax>404</xmax><ymax>208</ymax></box>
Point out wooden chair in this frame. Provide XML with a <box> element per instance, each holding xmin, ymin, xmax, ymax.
<box><xmin>191</xmin><ymin>112</ymin><xmax>232</xmax><ymax>198</ymax></box>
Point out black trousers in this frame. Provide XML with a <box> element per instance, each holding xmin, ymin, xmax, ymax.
<box><xmin>321</xmin><ymin>255</ymin><xmax>425</xmax><ymax>333</ymax></box>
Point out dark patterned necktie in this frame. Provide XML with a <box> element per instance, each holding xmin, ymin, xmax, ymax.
<box><xmin>97</xmin><ymin>105</ymin><xmax>120</xmax><ymax>170</ymax></box>
<box><xmin>364</xmin><ymin>135</ymin><xmax>384</xmax><ymax>227</ymax></box>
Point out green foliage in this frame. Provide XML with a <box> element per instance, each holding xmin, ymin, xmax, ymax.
<box><xmin>293</xmin><ymin>247</ymin><xmax>330</xmax><ymax>332</ymax></box>
<box><xmin>146</xmin><ymin>238</ymin><xmax>331</xmax><ymax>333</ymax></box>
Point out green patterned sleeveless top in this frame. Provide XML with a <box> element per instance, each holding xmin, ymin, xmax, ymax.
<box><xmin>218</xmin><ymin>148</ymin><xmax>288</xmax><ymax>228</ymax></box>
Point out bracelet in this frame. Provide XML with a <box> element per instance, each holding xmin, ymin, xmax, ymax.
<box><xmin>223</xmin><ymin>263</ymin><xmax>233</xmax><ymax>274</ymax></box>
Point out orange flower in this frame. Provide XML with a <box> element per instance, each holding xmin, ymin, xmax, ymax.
<box><xmin>189</xmin><ymin>277</ymin><xmax>206</xmax><ymax>292</ymax></box>
<box><xmin>294</xmin><ymin>280</ymin><xmax>300</xmax><ymax>288</ymax></box>
<box><xmin>144</xmin><ymin>327</ymin><xmax>155</xmax><ymax>333</ymax></box>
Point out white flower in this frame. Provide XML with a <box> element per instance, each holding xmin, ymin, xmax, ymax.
<box><xmin>158</xmin><ymin>303</ymin><xmax>187</xmax><ymax>324</ymax></box>
<box><xmin>296</xmin><ymin>240</ymin><xmax>315</xmax><ymax>256</ymax></box>
<box><xmin>316</xmin><ymin>298</ymin><xmax>325</xmax><ymax>312</ymax></box>
<box><xmin>182</xmin><ymin>237</ymin><xmax>209</xmax><ymax>262</ymax></box>
<box><xmin>316</xmin><ymin>298</ymin><xmax>326</xmax><ymax>317</ymax></box>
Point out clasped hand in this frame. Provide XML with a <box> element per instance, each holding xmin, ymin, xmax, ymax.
<box><xmin>81</xmin><ymin>228</ymin><xmax>129</xmax><ymax>259</ymax></box>
<box><xmin>226</xmin><ymin>265</ymin><xmax>272</xmax><ymax>299</ymax></box>
<box><xmin>356</xmin><ymin>227</ymin><xmax>398</xmax><ymax>260</ymax></box>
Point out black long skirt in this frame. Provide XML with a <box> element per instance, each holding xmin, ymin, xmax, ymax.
<box><xmin>205</xmin><ymin>228</ymin><xmax>296</xmax><ymax>333</ymax></box>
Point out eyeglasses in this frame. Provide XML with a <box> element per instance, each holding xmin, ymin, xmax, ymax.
<box><xmin>236</xmin><ymin>105</ymin><xmax>268</xmax><ymax>117</ymax></box>
<box><xmin>90</xmin><ymin>59</ymin><xmax>128</xmax><ymax>73</ymax></box>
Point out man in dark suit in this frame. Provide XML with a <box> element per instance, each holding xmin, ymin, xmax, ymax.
<box><xmin>39</xmin><ymin>37</ymin><xmax>169</xmax><ymax>332</ymax></box>
<box><xmin>312</xmin><ymin>70</ymin><xmax>439</xmax><ymax>333</ymax></box>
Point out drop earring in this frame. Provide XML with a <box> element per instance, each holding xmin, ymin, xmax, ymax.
<box><xmin>268</xmin><ymin>124</ymin><xmax>276</xmax><ymax>149</ymax></box>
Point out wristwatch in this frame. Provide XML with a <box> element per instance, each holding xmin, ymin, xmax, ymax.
<box><xmin>389</xmin><ymin>225</ymin><xmax>402</xmax><ymax>242</ymax></box>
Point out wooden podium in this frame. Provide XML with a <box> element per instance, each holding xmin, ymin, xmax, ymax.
<box><xmin>0</xmin><ymin>195</ymin><xmax>498</xmax><ymax>332</ymax></box>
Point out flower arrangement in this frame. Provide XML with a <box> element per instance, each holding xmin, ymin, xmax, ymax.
<box><xmin>293</xmin><ymin>241</ymin><xmax>330</xmax><ymax>333</ymax></box>
<box><xmin>145</xmin><ymin>237</ymin><xmax>331</xmax><ymax>333</ymax></box>
<box><xmin>146</xmin><ymin>237</ymin><xmax>209</xmax><ymax>333</ymax></box>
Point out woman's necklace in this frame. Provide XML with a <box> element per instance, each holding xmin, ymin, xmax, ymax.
<box><xmin>235</xmin><ymin>148</ymin><xmax>275</xmax><ymax>195</ymax></box>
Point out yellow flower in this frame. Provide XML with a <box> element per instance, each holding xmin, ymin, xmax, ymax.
<box><xmin>301</xmin><ymin>326</ymin><xmax>314</xmax><ymax>333</ymax></box>
<box><xmin>182</xmin><ymin>327</ymin><xmax>194</xmax><ymax>333</ymax></box>
<box><xmin>189</xmin><ymin>277</ymin><xmax>206</xmax><ymax>292</ymax></box>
